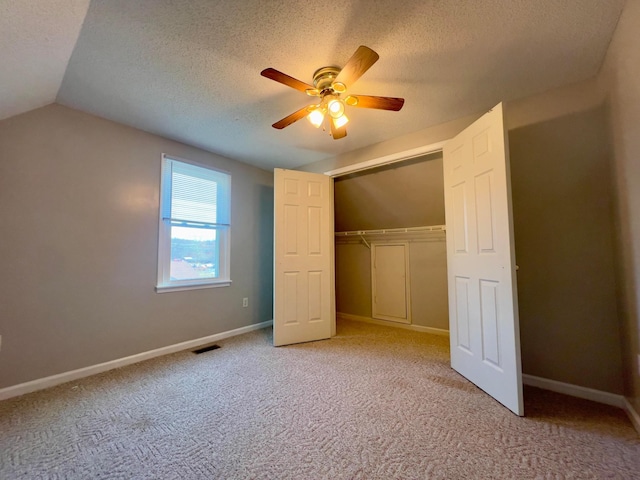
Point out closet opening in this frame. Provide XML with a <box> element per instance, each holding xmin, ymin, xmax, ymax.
<box><xmin>333</xmin><ymin>153</ymin><xmax>450</xmax><ymax>336</ymax></box>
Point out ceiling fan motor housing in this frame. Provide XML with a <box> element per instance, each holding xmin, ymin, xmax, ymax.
<box><xmin>312</xmin><ymin>66</ymin><xmax>342</xmax><ymax>94</ymax></box>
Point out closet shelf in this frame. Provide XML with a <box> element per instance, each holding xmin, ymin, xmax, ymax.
<box><xmin>335</xmin><ymin>225</ymin><xmax>446</xmax><ymax>237</ymax></box>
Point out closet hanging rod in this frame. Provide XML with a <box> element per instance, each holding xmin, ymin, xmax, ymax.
<box><xmin>335</xmin><ymin>224</ymin><xmax>446</xmax><ymax>237</ymax></box>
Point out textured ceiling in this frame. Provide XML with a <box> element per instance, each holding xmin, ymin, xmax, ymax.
<box><xmin>4</xmin><ymin>1</ymin><xmax>625</xmax><ymax>170</ymax></box>
<box><xmin>0</xmin><ymin>0</ymin><xmax>89</xmax><ymax>121</ymax></box>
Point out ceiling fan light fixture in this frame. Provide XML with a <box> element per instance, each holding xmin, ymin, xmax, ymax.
<box><xmin>332</xmin><ymin>114</ymin><xmax>349</xmax><ymax>129</ymax></box>
<box><xmin>262</xmin><ymin>46</ymin><xmax>404</xmax><ymax>137</ymax></box>
<box><xmin>307</xmin><ymin>108</ymin><xmax>326</xmax><ymax>128</ymax></box>
<box><xmin>327</xmin><ymin>97</ymin><xmax>345</xmax><ymax>119</ymax></box>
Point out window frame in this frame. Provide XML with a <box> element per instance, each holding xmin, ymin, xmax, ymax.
<box><xmin>156</xmin><ymin>154</ymin><xmax>232</xmax><ymax>293</ymax></box>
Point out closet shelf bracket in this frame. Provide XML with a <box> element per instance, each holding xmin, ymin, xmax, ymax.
<box><xmin>360</xmin><ymin>235</ymin><xmax>371</xmax><ymax>249</ymax></box>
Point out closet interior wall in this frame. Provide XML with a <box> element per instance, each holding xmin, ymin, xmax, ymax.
<box><xmin>334</xmin><ymin>154</ymin><xmax>449</xmax><ymax>331</ymax></box>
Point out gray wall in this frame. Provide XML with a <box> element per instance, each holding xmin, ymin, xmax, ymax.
<box><xmin>509</xmin><ymin>106</ymin><xmax>621</xmax><ymax>393</ymax></box>
<box><xmin>0</xmin><ymin>104</ymin><xmax>274</xmax><ymax>389</ymax></box>
<box><xmin>334</xmin><ymin>155</ymin><xmax>445</xmax><ymax>231</ymax></box>
<box><xmin>334</xmin><ymin>157</ymin><xmax>449</xmax><ymax>330</ymax></box>
<box><xmin>599</xmin><ymin>0</ymin><xmax>640</xmax><ymax>413</ymax></box>
<box><xmin>408</xmin><ymin>241</ymin><xmax>448</xmax><ymax>330</ymax></box>
<box><xmin>306</xmin><ymin>78</ymin><xmax>623</xmax><ymax>394</ymax></box>
<box><xmin>335</xmin><ymin>243</ymin><xmax>372</xmax><ymax>317</ymax></box>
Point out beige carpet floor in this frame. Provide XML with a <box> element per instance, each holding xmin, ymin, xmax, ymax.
<box><xmin>1</xmin><ymin>320</ymin><xmax>638</xmax><ymax>479</ymax></box>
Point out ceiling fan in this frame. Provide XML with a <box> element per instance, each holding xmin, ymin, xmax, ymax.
<box><xmin>261</xmin><ymin>46</ymin><xmax>404</xmax><ymax>140</ymax></box>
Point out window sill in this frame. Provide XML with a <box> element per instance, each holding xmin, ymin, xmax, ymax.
<box><xmin>155</xmin><ymin>280</ymin><xmax>232</xmax><ymax>293</ymax></box>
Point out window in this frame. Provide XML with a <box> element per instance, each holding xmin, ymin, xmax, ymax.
<box><xmin>156</xmin><ymin>155</ymin><xmax>231</xmax><ymax>292</ymax></box>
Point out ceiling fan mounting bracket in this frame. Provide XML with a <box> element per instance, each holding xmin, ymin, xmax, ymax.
<box><xmin>312</xmin><ymin>66</ymin><xmax>341</xmax><ymax>92</ymax></box>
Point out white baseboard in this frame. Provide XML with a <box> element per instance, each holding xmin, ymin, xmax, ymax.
<box><xmin>522</xmin><ymin>375</ymin><xmax>640</xmax><ymax>435</ymax></box>
<box><xmin>338</xmin><ymin>312</ymin><xmax>450</xmax><ymax>337</ymax></box>
<box><xmin>623</xmin><ymin>397</ymin><xmax>640</xmax><ymax>435</ymax></box>
<box><xmin>522</xmin><ymin>374</ymin><xmax>625</xmax><ymax>408</ymax></box>
<box><xmin>0</xmin><ymin>320</ymin><xmax>273</xmax><ymax>402</ymax></box>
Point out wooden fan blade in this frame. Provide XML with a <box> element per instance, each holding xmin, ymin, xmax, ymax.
<box><xmin>346</xmin><ymin>95</ymin><xmax>404</xmax><ymax>111</ymax></box>
<box><xmin>334</xmin><ymin>46</ymin><xmax>379</xmax><ymax>88</ymax></box>
<box><xmin>272</xmin><ymin>105</ymin><xmax>312</xmax><ymax>129</ymax></box>
<box><xmin>331</xmin><ymin>120</ymin><xmax>347</xmax><ymax>140</ymax></box>
<box><xmin>261</xmin><ymin>68</ymin><xmax>317</xmax><ymax>94</ymax></box>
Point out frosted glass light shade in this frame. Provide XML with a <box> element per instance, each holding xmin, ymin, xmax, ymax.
<box><xmin>327</xmin><ymin>98</ymin><xmax>345</xmax><ymax>118</ymax></box>
<box><xmin>307</xmin><ymin>108</ymin><xmax>325</xmax><ymax>128</ymax></box>
<box><xmin>333</xmin><ymin>114</ymin><xmax>349</xmax><ymax>129</ymax></box>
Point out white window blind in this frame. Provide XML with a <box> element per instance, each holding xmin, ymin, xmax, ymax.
<box><xmin>163</xmin><ymin>160</ymin><xmax>230</xmax><ymax>227</ymax></box>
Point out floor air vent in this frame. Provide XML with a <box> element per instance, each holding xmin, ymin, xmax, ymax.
<box><xmin>192</xmin><ymin>344</ymin><xmax>221</xmax><ymax>354</ymax></box>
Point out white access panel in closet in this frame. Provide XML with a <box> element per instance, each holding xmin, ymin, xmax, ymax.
<box><xmin>371</xmin><ymin>242</ymin><xmax>411</xmax><ymax>324</ymax></box>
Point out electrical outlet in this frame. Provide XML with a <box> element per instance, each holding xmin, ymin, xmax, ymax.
<box><xmin>242</xmin><ymin>297</ymin><xmax>249</xmax><ymax>308</ymax></box>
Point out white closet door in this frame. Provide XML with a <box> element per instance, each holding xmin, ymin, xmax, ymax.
<box><xmin>443</xmin><ymin>103</ymin><xmax>523</xmax><ymax>415</ymax></box>
<box><xmin>273</xmin><ymin>168</ymin><xmax>334</xmax><ymax>346</ymax></box>
<box><xmin>372</xmin><ymin>242</ymin><xmax>411</xmax><ymax>324</ymax></box>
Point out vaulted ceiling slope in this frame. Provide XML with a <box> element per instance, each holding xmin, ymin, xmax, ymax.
<box><xmin>2</xmin><ymin>1</ymin><xmax>625</xmax><ymax>170</ymax></box>
<box><xmin>0</xmin><ymin>0</ymin><xmax>89</xmax><ymax>121</ymax></box>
